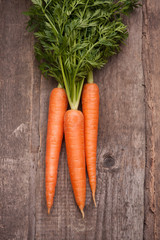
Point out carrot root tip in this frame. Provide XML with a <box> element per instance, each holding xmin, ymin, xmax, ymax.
<box><xmin>80</xmin><ymin>209</ymin><xmax>85</xmax><ymax>218</ymax></box>
<box><xmin>92</xmin><ymin>193</ymin><xmax>96</xmax><ymax>207</ymax></box>
<box><xmin>48</xmin><ymin>207</ymin><xmax>51</xmax><ymax>214</ymax></box>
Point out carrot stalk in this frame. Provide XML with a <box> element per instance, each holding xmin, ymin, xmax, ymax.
<box><xmin>64</xmin><ymin>110</ymin><xmax>86</xmax><ymax>216</ymax></box>
<box><xmin>45</xmin><ymin>88</ymin><xmax>68</xmax><ymax>213</ymax></box>
<box><xmin>82</xmin><ymin>74</ymin><xmax>99</xmax><ymax>205</ymax></box>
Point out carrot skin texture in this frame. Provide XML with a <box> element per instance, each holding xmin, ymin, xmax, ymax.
<box><xmin>82</xmin><ymin>83</ymin><xmax>99</xmax><ymax>204</ymax></box>
<box><xmin>45</xmin><ymin>88</ymin><xmax>68</xmax><ymax>212</ymax></box>
<box><xmin>64</xmin><ymin>110</ymin><xmax>86</xmax><ymax>213</ymax></box>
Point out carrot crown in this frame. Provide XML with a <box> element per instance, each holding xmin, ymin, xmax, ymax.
<box><xmin>24</xmin><ymin>0</ymin><xmax>141</xmax><ymax>109</ymax></box>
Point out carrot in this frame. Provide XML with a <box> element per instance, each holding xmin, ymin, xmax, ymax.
<box><xmin>64</xmin><ymin>110</ymin><xmax>86</xmax><ymax>217</ymax></box>
<box><xmin>45</xmin><ymin>87</ymin><xmax>68</xmax><ymax>214</ymax></box>
<box><xmin>82</xmin><ymin>77</ymin><xmax>99</xmax><ymax>206</ymax></box>
<box><xmin>26</xmin><ymin>0</ymin><xmax>140</xmax><ymax>216</ymax></box>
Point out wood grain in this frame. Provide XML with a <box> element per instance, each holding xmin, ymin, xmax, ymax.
<box><xmin>0</xmin><ymin>1</ymin><xmax>36</xmax><ymax>239</ymax></box>
<box><xmin>0</xmin><ymin>1</ymin><xmax>151</xmax><ymax>239</ymax></box>
<box><xmin>34</xmin><ymin>7</ymin><xmax>145</xmax><ymax>240</ymax></box>
<box><xmin>143</xmin><ymin>1</ymin><xmax>160</xmax><ymax>239</ymax></box>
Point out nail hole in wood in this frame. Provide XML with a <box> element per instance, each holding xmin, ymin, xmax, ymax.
<box><xmin>103</xmin><ymin>154</ymin><xmax>115</xmax><ymax>168</ymax></box>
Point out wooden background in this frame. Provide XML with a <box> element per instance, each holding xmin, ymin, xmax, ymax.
<box><xmin>1</xmin><ymin>1</ymin><xmax>160</xmax><ymax>239</ymax></box>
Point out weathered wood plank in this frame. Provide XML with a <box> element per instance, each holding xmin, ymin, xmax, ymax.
<box><xmin>143</xmin><ymin>1</ymin><xmax>160</xmax><ymax>239</ymax></box>
<box><xmin>0</xmin><ymin>1</ymin><xmax>39</xmax><ymax>239</ymax></box>
<box><xmin>0</xmin><ymin>1</ymin><xmax>146</xmax><ymax>240</ymax></box>
<box><xmin>35</xmin><ymin>7</ymin><xmax>145</xmax><ymax>240</ymax></box>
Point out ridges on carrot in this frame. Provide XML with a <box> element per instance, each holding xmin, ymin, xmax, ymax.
<box><xmin>45</xmin><ymin>88</ymin><xmax>68</xmax><ymax>214</ymax></box>
<box><xmin>64</xmin><ymin>110</ymin><xmax>86</xmax><ymax>217</ymax></box>
<box><xmin>82</xmin><ymin>73</ymin><xmax>99</xmax><ymax>206</ymax></box>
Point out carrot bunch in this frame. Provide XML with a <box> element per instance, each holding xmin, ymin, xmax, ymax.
<box><xmin>25</xmin><ymin>0</ymin><xmax>141</xmax><ymax>217</ymax></box>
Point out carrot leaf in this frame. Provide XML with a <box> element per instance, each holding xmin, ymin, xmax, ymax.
<box><xmin>24</xmin><ymin>0</ymin><xmax>141</xmax><ymax>109</ymax></box>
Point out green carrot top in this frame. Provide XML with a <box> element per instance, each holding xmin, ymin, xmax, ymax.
<box><xmin>24</xmin><ymin>0</ymin><xmax>140</xmax><ymax>109</ymax></box>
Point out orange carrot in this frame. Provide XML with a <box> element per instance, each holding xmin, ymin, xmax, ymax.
<box><xmin>64</xmin><ymin>110</ymin><xmax>86</xmax><ymax>217</ymax></box>
<box><xmin>82</xmin><ymin>83</ymin><xmax>99</xmax><ymax>206</ymax></box>
<box><xmin>45</xmin><ymin>88</ymin><xmax>68</xmax><ymax>214</ymax></box>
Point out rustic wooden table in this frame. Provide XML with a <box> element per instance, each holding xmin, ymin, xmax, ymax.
<box><xmin>1</xmin><ymin>1</ymin><xmax>160</xmax><ymax>239</ymax></box>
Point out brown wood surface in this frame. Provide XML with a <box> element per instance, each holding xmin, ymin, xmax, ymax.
<box><xmin>143</xmin><ymin>1</ymin><xmax>160</xmax><ymax>240</ymax></box>
<box><xmin>0</xmin><ymin>1</ymin><xmax>159</xmax><ymax>239</ymax></box>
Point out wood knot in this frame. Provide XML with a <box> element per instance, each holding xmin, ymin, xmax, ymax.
<box><xmin>103</xmin><ymin>154</ymin><xmax>115</xmax><ymax>168</ymax></box>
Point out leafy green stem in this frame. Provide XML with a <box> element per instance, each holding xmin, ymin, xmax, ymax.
<box><xmin>81</xmin><ymin>0</ymin><xmax>89</xmax><ymax>19</ymax></box>
<box><xmin>59</xmin><ymin>56</ymin><xmax>74</xmax><ymax>108</ymax></box>
<box><xmin>44</xmin><ymin>0</ymin><xmax>52</xmax><ymax>11</ymax></box>
<box><xmin>74</xmin><ymin>78</ymin><xmax>84</xmax><ymax>110</ymax></box>
<box><xmin>57</xmin><ymin>83</ymin><xmax>63</xmax><ymax>88</ymax></box>
<box><xmin>26</xmin><ymin>0</ymin><xmax>141</xmax><ymax>111</ymax></box>
<box><xmin>87</xmin><ymin>70</ymin><xmax>94</xmax><ymax>83</ymax></box>
<box><xmin>41</xmin><ymin>8</ymin><xmax>58</xmax><ymax>37</ymax></box>
<box><xmin>72</xmin><ymin>42</ymin><xmax>99</xmax><ymax>84</ymax></box>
